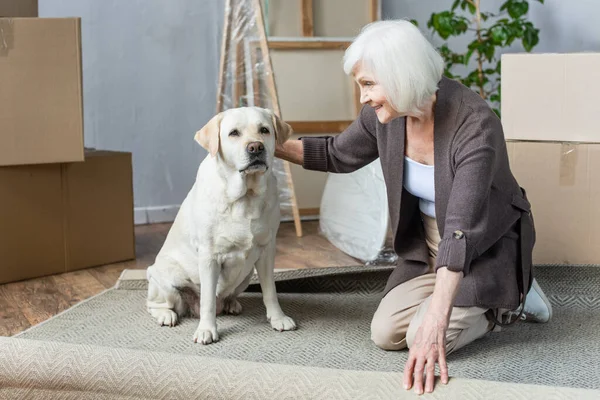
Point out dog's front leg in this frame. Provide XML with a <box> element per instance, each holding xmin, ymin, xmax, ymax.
<box><xmin>193</xmin><ymin>257</ymin><xmax>220</xmax><ymax>344</ymax></box>
<box><xmin>255</xmin><ymin>242</ymin><xmax>296</xmax><ymax>332</ymax></box>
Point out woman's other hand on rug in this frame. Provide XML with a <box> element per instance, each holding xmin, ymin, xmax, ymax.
<box><xmin>403</xmin><ymin>267</ymin><xmax>462</xmax><ymax>394</ymax></box>
<box><xmin>403</xmin><ymin>311</ymin><xmax>449</xmax><ymax>394</ymax></box>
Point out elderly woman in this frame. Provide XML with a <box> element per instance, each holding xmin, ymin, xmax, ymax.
<box><xmin>276</xmin><ymin>20</ymin><xmax>553</xmax><ymax>394</ymax></box>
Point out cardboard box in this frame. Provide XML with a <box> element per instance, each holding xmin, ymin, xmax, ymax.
<box><xmin>0</xmin><ymin>17</ymin><xmax>84</xmax><ymax>166</ymax></box>
<box><xmin>0</xmin><ymin>150</ymin><xmax>135</xmax><ymax>284</ymax></box>
<box><xmin>0</xmin><ymin>0</ymin><xmax>37</xmax><ymax>17</ymax></box>
<box><xmin>501</xmin><ymin>53</ymin><xmax>600</xmax><ymax>143</ymax></box>
<box><xmin>507</xmin><ymin>141</ymin><xmax>600</xmax><ymax>264</ymax></box>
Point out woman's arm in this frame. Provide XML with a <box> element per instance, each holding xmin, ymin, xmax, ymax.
<box><xmin>429</xmin><ymin>268</ymin><xmax>462</xmax><ymax>321</ymax></box>
<box><xmin>402</xmin><ymin>267</ymin><xmax>460</xmax><ymax>394</ymax></box>
<box><xmin>404</xmin><ymin>107</ymin><xmax>504</xmax><ymax>395</ymax></box>
<box><xmin>276</xmin><ymin>106</ymin><xmax>379</xmax><ymax>173</ymax></box>
<box><xmin>275</xmin><ymin>140</ymin><xmax>303</xmax><ymax>165</ymax></box>
<box><xmin>434</xmin><ymin>108</ymin><xmax>503</xmax><ymax>275</ymax></box>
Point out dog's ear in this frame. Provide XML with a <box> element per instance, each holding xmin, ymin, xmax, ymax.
<box><xmin>195</xmin><ymin>113</ymin><xmax>222</xmax><ymax>157</ymax></box>
<box><xmin>270</xmin><ymin>111</ymin><xmax>294</xmax><ymax>145</ymax></box>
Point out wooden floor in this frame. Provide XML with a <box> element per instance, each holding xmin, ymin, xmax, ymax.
<box><xmin>0</xmin><ymin>221</ymin><xmax>359</xmax><ymax>337</ymax></box>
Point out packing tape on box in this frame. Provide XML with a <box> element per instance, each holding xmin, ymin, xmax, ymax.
<box><xmin>0</xmin><ymin>18</ymin><xmax>14</xmax><ymax>54</ymax></box>
<box><xmin>559</xmin><ymin>143</ymin><xmax>577</xmax><ymax>186</ymax></box>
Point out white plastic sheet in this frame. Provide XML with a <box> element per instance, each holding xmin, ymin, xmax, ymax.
<box><xmin>319</xmin><ymin>159</ymin><xmax>396</xmax><ymax>264</ymax></box>
<box><xmin>218</xmin><ymin>0</ymin><xmax>294</xmax><ymax>219</ymax></box>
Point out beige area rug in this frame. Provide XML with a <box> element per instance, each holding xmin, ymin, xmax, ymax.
<box><xmin>2</xmin><ymin>265</ymin><xmax>600</xmax><ymax>399</ymax></box>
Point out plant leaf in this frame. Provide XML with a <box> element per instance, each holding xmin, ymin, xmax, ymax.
<box><xmin>465</xmin><ymin>48</ymin><xmax>475</xmax><ymax>65</ymax></box>
<box><xmin>454</xmin><ymin>16</ymin><xmax>470</xmax><ymax>34</ymax></box>
<box><xmin>430</xmin><ymin>11</ymin><xmax>470</xmax><ymax>39</ymax></box>
<box><xmin>481</xmin><ymin>12</ymin><xmax>495</xmax><ymax>21</ymax></box>
<box><xmin>522</xmin><ymin>24</ymin><xmax>539</xmax><ymax>51</ymax></box>
<box><xmin>427</xmin><ymin>14</ymin><xmax>435</xmax><ymax>29</ymax></box>
<box><xmin>490</xmin><ymin>25</ymin><xmax>508</xmax><ymax>45</ymax></box>
<box><xmin>485</xmin><ymin>44</ymin><xmax>495</xmax><ymax>61</ymax></box>
<box><xmin>508</xmin><ymin>1</ymin><xmax>529</xmax><ymax>19</ymax></box>
<box><xmin>430</xmin><ymin>12</ymin><xmax>454</xmax><ymax>39</ymax></box>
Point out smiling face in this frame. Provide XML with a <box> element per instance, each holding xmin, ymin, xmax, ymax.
<box><xmin>353</xmin><ymin>63</ymin><xmax>402</xmax><ymax>124</ymax></box>
<box><xmin>195</xmin><ymin>107</ymin><xmax>293</xmax><ymax>175</ymax></box>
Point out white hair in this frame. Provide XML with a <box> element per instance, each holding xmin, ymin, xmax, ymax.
<box><xmin>343</xmin><ymin>19</ymin><xmax>444</xmax><ymax>116</ymax></box>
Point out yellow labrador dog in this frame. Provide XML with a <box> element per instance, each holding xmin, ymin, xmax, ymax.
<box><xmin>146</xmin><ymin>106</ymin><xmax>296</xmax><ymax>344</ymax></box>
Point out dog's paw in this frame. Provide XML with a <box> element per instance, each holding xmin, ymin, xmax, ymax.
<box><xmin>150</xmin><ymin>309</ymin><xmax>178</xmax><ymax>327</ymax></box>
<box><xmin>223</xmin><ymin>298</ymin><xmax>243</xmax><ymax>315</ymax></box>
<box><xmin>193</xmin><ymin>323</ymin><xmax>219</xmax><ymax>345</ymax></box>
<box><xmin>269</xmin><ymin>315</ymin><xmax>296</xmax><ymax>332</ymax></box>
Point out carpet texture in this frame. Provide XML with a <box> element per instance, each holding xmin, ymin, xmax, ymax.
<box><xmin>1</xmin><ymin>337</ymin><xmax>598</xmax><ymax>400</ymax></box>
<box><xmin>3</xmin><ymin>265</ymin><xmax>600</xmax><ymax>399</ymax></box>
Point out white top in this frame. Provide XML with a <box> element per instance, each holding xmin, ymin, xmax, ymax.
<box><xmin>403</xmin><ymin>156</ymin><xmax>436</xmax><ymax>218</ymax></box>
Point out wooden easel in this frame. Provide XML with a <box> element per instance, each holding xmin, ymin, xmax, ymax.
<box><xmin>216</xmin><ymin>0</ymin><xmax>303</xmax><ymax>237</ymax></box>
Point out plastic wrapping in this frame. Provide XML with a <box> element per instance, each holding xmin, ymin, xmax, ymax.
<box><xmin>217</xmin><ymin>0</ymin><xmax>294</xmax><ymax>219</ymax></box>
<box><xmin>319</xmin><ymin>159</ymin><xmax>397</xmax><ymax>265</ymax></box>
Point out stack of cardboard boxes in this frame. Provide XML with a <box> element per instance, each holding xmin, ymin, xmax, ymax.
<box><xmin>502</xmin><ymin>53</ymin><xmax>600</xmax><ymax>265</ymax></box>
<box><xmin>0</xmin><ymin>1</ymin><xmax>135</xmax><ymax>284</ymax></box>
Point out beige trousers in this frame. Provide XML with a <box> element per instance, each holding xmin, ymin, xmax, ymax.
<box><xmin>371</xmin><ymin>213</ymin><xmax>493</xmax><ymax>354</ymax></box>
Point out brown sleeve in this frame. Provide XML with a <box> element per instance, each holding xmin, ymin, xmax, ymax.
<box><xmin>435</xmin><ymin>107</ymin><xmax>504</xmax><ymax>276</ymax></box>
<box><xmin>301</xmin><ymin>106</ymin><xmax>379</xmax><ymax>173</ymax></box>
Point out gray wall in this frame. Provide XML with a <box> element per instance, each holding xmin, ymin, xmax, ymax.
<box><xmin>384</xmin><ymin>0</ymin><xmax>600</xmax><ymax>52</ymax></box>
<box><xmin>40</xmin><ymin>0</ymin><xmax>599</xmax><ymax>224</ymax></box>
<box><xmin>528</xmin><ymin>0</ymin><xmax>600</xmax><ymax>52</ymax></box>
<box><xmin>39</xmin><ymin>0</ymin><xmax>222</xmax><ymax>224</ymax></box>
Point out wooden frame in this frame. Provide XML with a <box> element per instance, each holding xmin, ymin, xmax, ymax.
<box><xmin>234</xmin><ymin>40</ymin><xmax>245</xmax><ymax>107</ymax></box>
<box><xmin>218</xmin><ymin>0</ymin><xmax>303</xmax><ymax>237</ymax></box>
<box><xmin>301</xmin><ymin>0</ymin><xmax>314</xmax><ymax>36</ymax></box>
<box><xmin>266</xmin><ymin>0</ymin><xmax>381</xmax><ymax>119</ymax></box>
<box><xmin>369</xmin><ymin>0</ymin><xmax>381</xmax><ymax>23</ymax></box>
<box><xmin>246</xmin><ymin>36</ymin><xmax>358</xmax><ymax>132</ymax></box>
<box><xmin>267</xmin><ymin>37</ymin><xmax>351</xmax><ymax>50</ymax></box>
<box><xmin>299</xmin><ymin>207</ymin><xmax>320</xmax><ymax>216</ymax></box>
<box><xmin>298</xmin><ymin>0</ymin><xmax>380</xmax><ymax>37</ymax></box>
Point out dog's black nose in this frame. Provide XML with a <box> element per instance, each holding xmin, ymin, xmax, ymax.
<box><xmin>246</xmin><ymin>142</ymin><xmax>264</xmax><ymax>154</ymax></box>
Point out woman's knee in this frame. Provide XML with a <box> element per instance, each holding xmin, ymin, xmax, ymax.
<box><xmin>405</xmin><ymin>321</ymin><xmax>418</xmax><ymax>349</ymax></box>
<box><xmin>370</xmin><ymin>312</ymin><xmax>408</xmax><ymax>351</ymax></box>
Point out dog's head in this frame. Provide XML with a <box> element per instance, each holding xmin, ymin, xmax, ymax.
<box><xmin>195</xmin><ymin>107</ymin><xmax>293</xmax><ymax>175</ymax></box>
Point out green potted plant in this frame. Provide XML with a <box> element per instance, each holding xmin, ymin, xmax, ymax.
<box><xmin>426</xmin><ymin>0</ymin><xmax>544</xmax><ymax>116</ymax></box>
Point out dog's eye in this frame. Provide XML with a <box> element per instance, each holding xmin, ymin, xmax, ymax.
<box><xmin>259</xmin><ymin>127</ymin><xmax>270</xmax><ymax>135</ymax></box>
<box><xmin>229</xmin><ymin>129</ymin><xmax>240</xmax><ymax>137</ymax></box>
